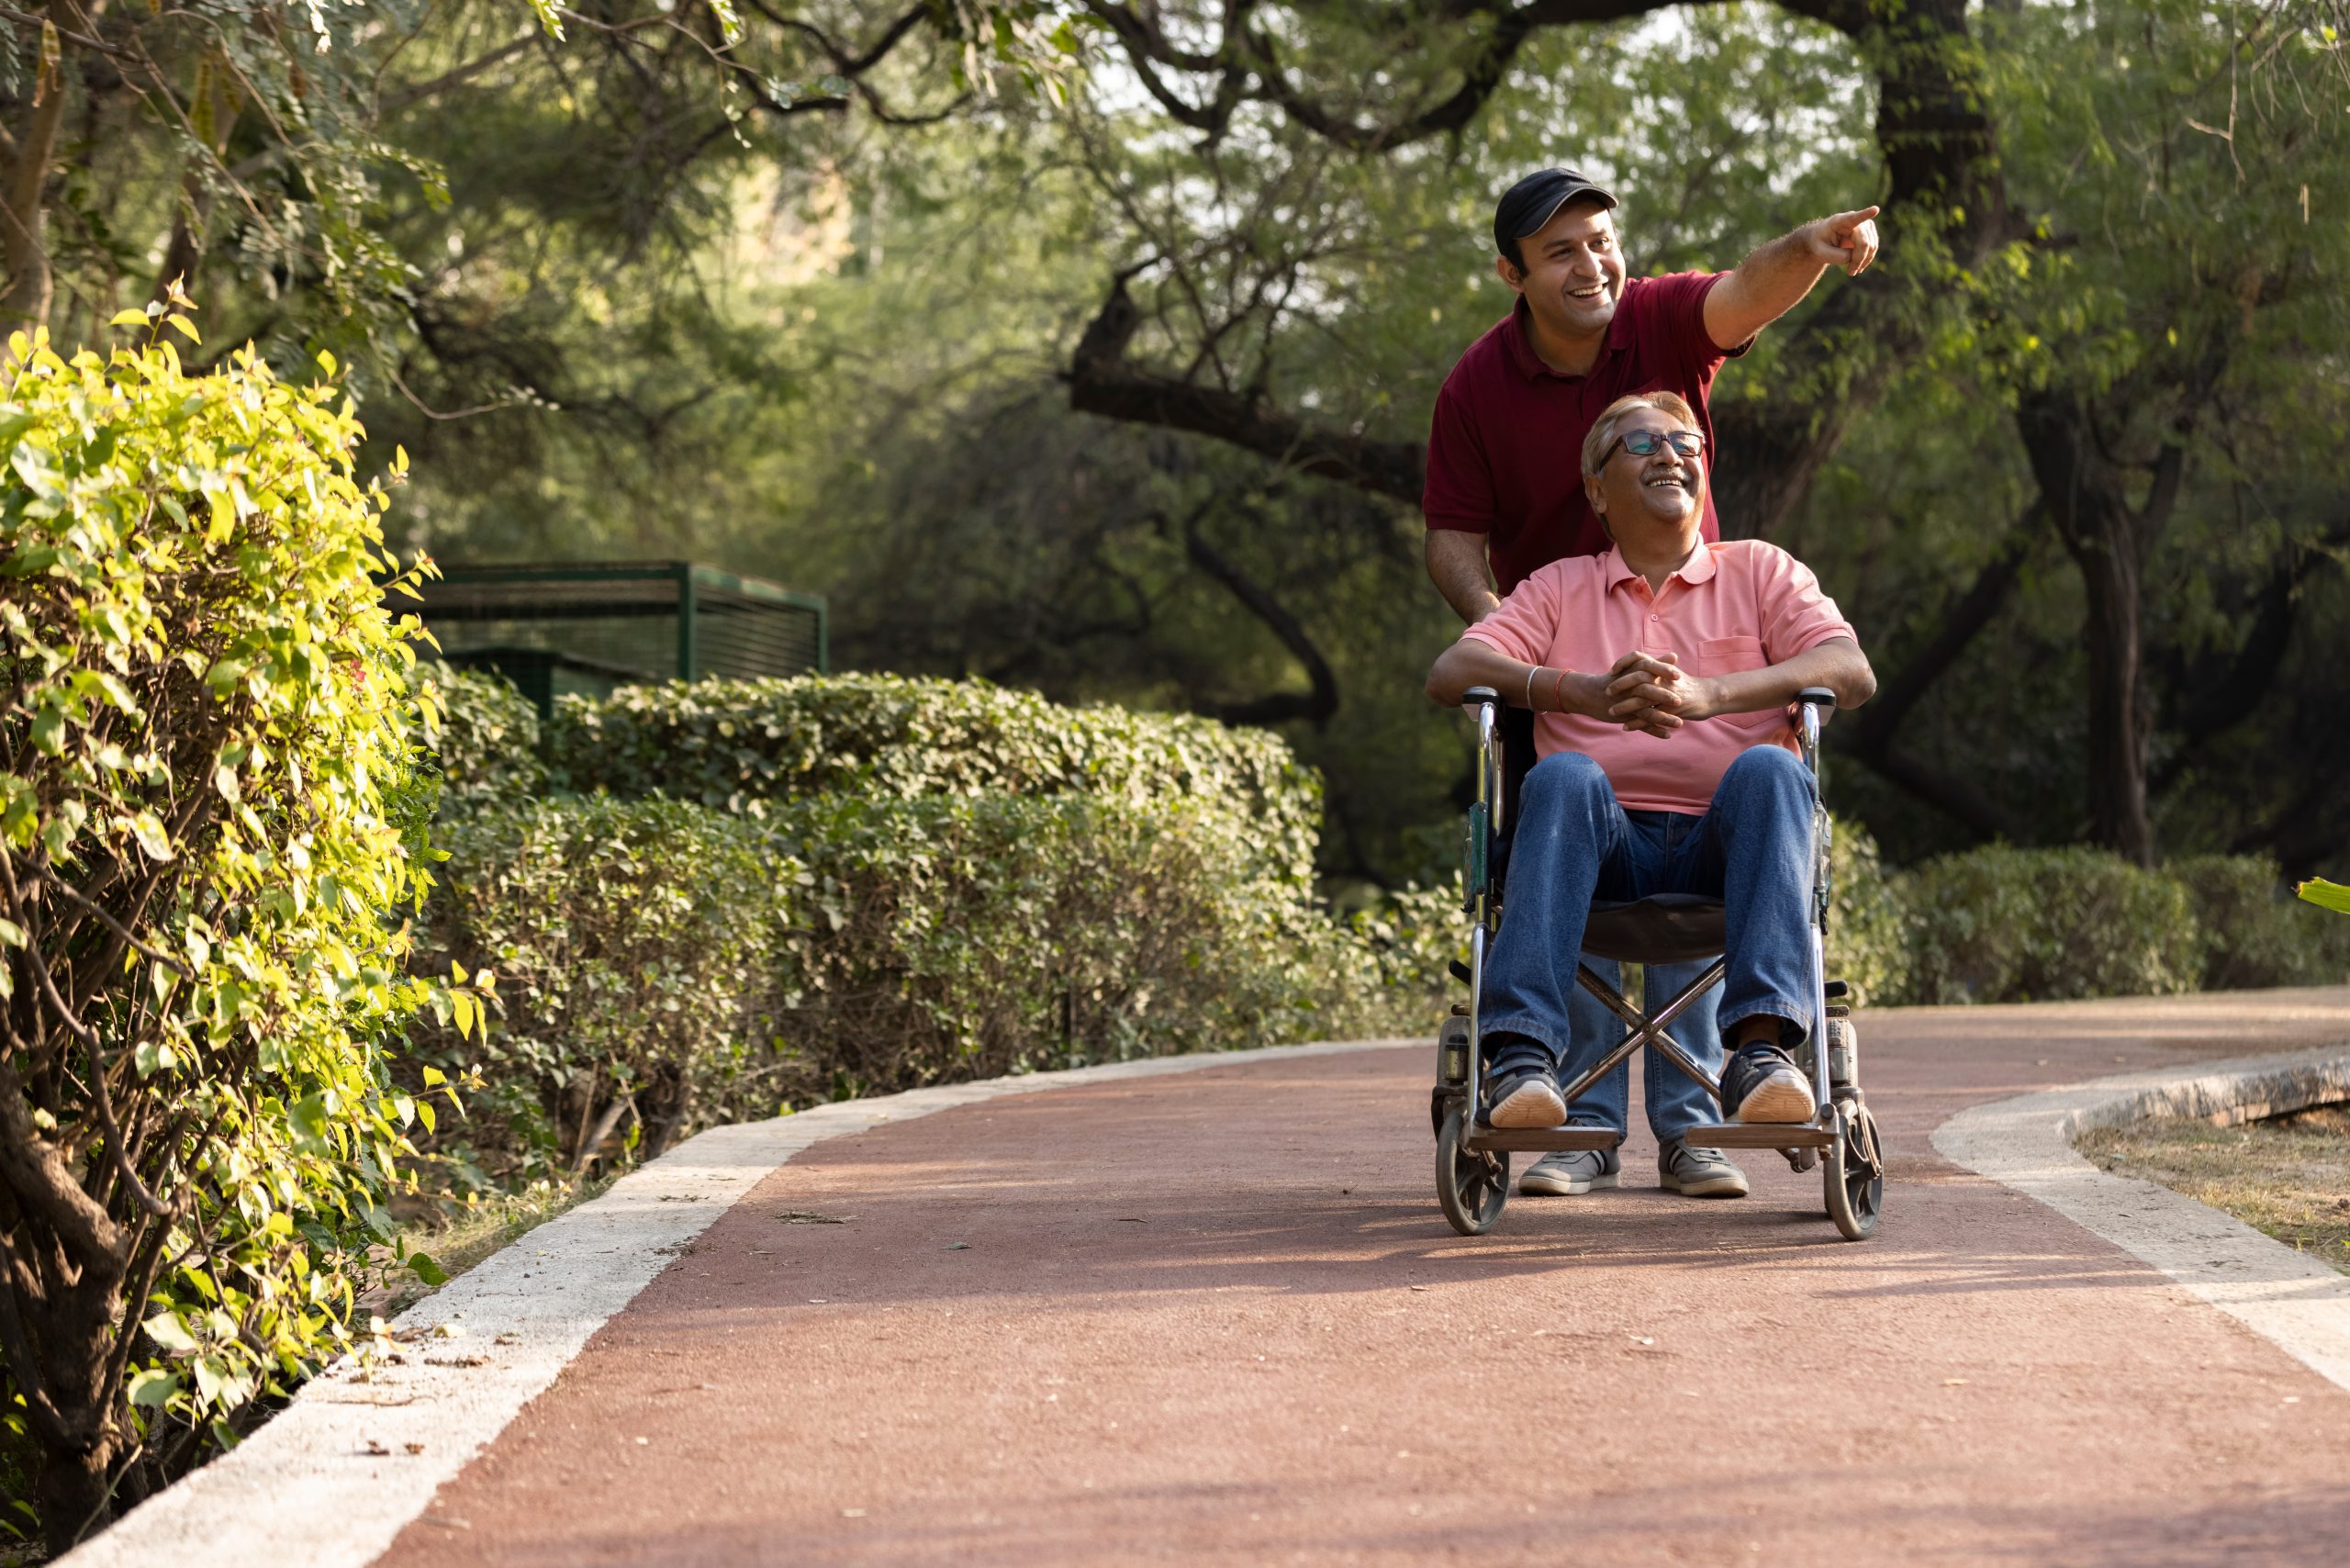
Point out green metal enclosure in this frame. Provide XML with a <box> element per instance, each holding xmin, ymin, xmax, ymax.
<box><xmin>401</xmin><ymin>562</ymin><xmax>829</xmax><ymax>715</ymax></box>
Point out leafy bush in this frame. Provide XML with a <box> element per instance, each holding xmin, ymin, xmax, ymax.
<box><xmin>544</xmin><ymin>673</ymin><xmax>1325</xmax><ymax>880</ymax></box>
<box><xmin>0</xmin><ymin>326</ymin><xmax>450</xmax><ymax>1546</ymax></box>
<box><xmin>2169</xmin><ymin>854</ymin><xmax>2350</xmax><ymax>991</ymax></box>
<box><xmin>418</xmin><ymin>795</ymin><xmax>781</xmax><ymax>1182</ymax></box>
<box><xmin>1897</xmin><ymin>845</ymin><xmax>2203</xmax><ymax>1004</ymax></box>
<box><xmin>410</xmin><ymin>789</ymin><xmax>1447</xmax><ymax>1183</ymax></box>
<box><xmin>1825</xmin><ymin>816</ymin><xmax>1910</xmax><ymax>1007</ymax></box>
<box><xmin>412</xmin><ymin>663</ymin><xmax>546</xmax><ymax>812</ymax></box>
<box><xmin>1341</xmin><ymin>880</ymin><xmax>1464</xmax><ymax>1015</ymax></box>
<box><xmin>767</xmin><ymin>791</ymin><xmax>1429</xmax><ymax>1103</ymax></box>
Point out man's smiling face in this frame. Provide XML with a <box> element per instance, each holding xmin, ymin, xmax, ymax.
<box><xmin>1502</xmin><ymin>198</ymin><xmax>1626</xmax><ymax>339</ymax></box>
<box><xmin>1589</xmin><ymin>404</ymin><xmax>1706</xmax><ymax>532</ymax></box>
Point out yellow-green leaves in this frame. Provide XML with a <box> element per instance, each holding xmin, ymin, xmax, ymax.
<box><xmin>1</xmin><ymin>324</ymin><xmax>446</xmax><ymax>1464</ymax></box>
<box><xmin>34</xmin><ymin>18</ymin><xmax>59</xmax><ymax>107</ymax></box>
<box><xmin>2300</xmin><ymin>879</ymin><xmax>2350</xmax><ymax>915</ymax></box>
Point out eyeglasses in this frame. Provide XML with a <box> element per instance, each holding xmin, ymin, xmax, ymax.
<box><xmin>1604</xmin><ymin>428</ymin><xmax>1705</xmax><ymax>462</ymax></box>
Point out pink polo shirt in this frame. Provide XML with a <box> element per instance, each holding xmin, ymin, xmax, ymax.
<box><xmin>1460</xmin><ymin>540</ymin><xmax>1856</xmax><ymax>814</ymax></box>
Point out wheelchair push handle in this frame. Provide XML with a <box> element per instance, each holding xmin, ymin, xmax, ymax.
<box><xmin>1793</xmin><ymin>686</ymin><xmax>1834</xmax><ymax>761</ymax></box>
<box><xmin>1461</xmin><ymin>685</ymin><xmax>1501</xmax><ymax>711</ymax></box>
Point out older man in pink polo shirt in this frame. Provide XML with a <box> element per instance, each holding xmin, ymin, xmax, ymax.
<box><xmin>1425</xmin><ymin>391</ymin><xmax>1875</xmax><ymax>1184</ymax></box>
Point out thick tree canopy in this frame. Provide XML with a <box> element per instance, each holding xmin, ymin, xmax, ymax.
<box><xmin>6</xmin><ymin>0</ymin><xmax>2345</xmax><ymax>880</ymax></box>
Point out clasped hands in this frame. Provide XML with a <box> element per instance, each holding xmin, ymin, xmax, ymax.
<box><xmin>1593</xmin><ymin>650</ymin><xmax>1722</xmax><ymax>738</ymax></box>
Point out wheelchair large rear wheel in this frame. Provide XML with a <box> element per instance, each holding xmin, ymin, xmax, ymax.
<box><xmin>1436</xmin><ymin>1101</ymin><xmax>1509</xmax><ymax>1236</ymax></box>
<box><xmin>1823</xmin><ymin>1097</ymin><xmax>1884</xmax><ymax>1241</ymax></box>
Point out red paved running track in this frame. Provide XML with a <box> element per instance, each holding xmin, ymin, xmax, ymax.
<box><xmin>379</xmin><ymin>990</ymin><xmax>2350</xmax><ymax>1566</ymax></box>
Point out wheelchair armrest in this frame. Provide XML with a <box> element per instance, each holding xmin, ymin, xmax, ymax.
<box><xmin>1462</xmin><ymin>685</ymin><xmax>1500</xmax><ymax>711</ymax></box>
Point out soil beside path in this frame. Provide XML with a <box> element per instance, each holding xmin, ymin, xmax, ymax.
<box><xmin>378</xmin><ymin>990</ymin><xmax>2350</xmax><ymax>1567</ymax></box>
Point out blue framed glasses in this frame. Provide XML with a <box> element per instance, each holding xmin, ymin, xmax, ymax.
<box><xmin>1606</xmin><ymin>429</ymin><xmax>1705</xmax><ymax>462</ymax></box>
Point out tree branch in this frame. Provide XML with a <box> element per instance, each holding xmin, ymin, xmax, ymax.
<box><xmin>1066</xmin><ymin>271</ymin><xmax>1424</xmax><ymax>501</ymax></box>
<box><xmin>1179</xmin><ymin>501</ymin><xmax>1341</xmax><ymax>728</ymax></box>
<box><xmin>1854</xmin><ymin>500</ymin><xmax>2046</xmax><ymax>754</ymax></box>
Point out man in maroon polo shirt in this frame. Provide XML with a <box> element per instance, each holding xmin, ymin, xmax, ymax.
<box><xmin>1427</xmin><ymin>165</ymin><xmax>1880</xmax><ymax>1202</ymax></box>
<box><xmin>1425</xmin><ymin>166</ymin><xmax>1879</xmax><ymax>614</ymax></box>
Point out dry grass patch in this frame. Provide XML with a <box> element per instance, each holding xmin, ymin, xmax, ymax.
<box><xmin>2080</xmin><ymin>1104</ymin><xmax>2350</xmax><ymax>1275</ymax></box>
<box><xmin>371</xmin><ymin>1176</ymin><xmax>619</xmax><ymax>1319</ymax></box>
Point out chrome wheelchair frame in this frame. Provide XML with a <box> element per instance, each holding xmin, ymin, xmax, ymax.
<box><xmin>1429</xmin><ymin>685</ymin><xmax>1885</xmax><ymax>1240</ymax></box>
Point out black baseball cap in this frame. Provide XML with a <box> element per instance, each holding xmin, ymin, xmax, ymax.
<box><xmin>1494</xmin><ymin>167</ymin><xmax>1618</xmax><ymax>261</ymax></box>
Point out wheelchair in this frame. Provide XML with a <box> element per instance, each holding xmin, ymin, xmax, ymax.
<box><xmin>1429</xmin><ymin>686</ymin><xmax>1884</xmax><ymax>1241</ymax></box>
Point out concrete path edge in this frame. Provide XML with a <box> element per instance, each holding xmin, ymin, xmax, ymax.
<box><xmin>1931</xmin><ymin>1045</ymin><xmax>2350</xmax><ymax>1394</ymax></box>
<box><xmin>59</xmin><ymin>1036</ymin><xmax>1419</xmax><ymax>1568</ymax></box>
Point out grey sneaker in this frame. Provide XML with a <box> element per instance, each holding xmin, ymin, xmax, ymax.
<box><xmin>1658</xmin><ymin>1138</ymin><xmax>1750</xmax><ymax>1198</ymax></box>
<box><xmin>1519</xmin><ymin>1146</ymin><xmax>1621</xmax><ymax>1196</ymax></box>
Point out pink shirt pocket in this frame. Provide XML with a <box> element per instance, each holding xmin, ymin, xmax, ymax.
<box><xmin>1693</xmin><ymin>635</ymin><xmax>1785</xmax><ymax>733</ymax></box>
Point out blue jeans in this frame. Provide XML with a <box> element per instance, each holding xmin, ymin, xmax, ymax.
<box><xmin>1483</xmin><ymin>747</ymin><xmax>1819</xmax><ymax>1113</ymax></box>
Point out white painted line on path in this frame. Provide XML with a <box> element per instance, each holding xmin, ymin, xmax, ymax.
<box><xmin>1933</xmin><ymin>1046</ymin><xmax>2350</xmax><ymax>1394</ymax></box>
<box><xmin>62</xmin><ymin>1036</ymin><xmax>1416</xmax><ymax>1568</ymax></box>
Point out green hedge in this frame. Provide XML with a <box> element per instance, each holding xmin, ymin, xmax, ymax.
<box><xmin>2171</xmin><ymin>854</ymin><xmax>2350</xmax><ymax>991</ymax></box>
<box><xmin>1825</xmin><ymin>817</ymin><xmax>1910</xmax><ymax>1008</ymax></box>
<box><xmin>413</xmin><ymin>662</ymin><xmax>547</xmax><ymax>811</ymax></box>
<box><xmin>772</xmin><ymin>791</ymin><xmax>1388</xmax><ymax>1095</ymax></box>
<box><xmin>543</xmin><ymin>674</ymin><xmax>1325</xmax><ymax>880</ymax></box>
<box><xmin>1897</xmin><ymin>846</ymin><xmax>2202</xmax><ymax>1004</ymax></box>
<box><xmin>416</xmin><ymin>790</ymin><xmax>1446</xmax><ymax>1178</ymax></box>
<box><xmin>409</xmin><ymin>670</ymin><xmax>2346</xmax><ymax>1195</ymax></box>
<box><xmin>1860</xmin><ymin>845</ymin><xmax>2347</xmax><ymax>1006</ymax></box>
<box><xmin>417</xmin><ymin>796</ymin><xmax>784</xmax><ymax>1185</ymax></box>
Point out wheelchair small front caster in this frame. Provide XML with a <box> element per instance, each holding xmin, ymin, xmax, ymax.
<box><xmin>1823</xmin><ymin>1095</ymin><xmax>1885</xmax><ymax>1241</ymax></box>
<box><xmin>1435</xmin><ymin>1100</ymin><xmax>1510</xmax><ymax>1237</ymax></box>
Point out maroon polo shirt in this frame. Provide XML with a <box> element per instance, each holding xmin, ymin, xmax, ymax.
<box><xmin>1422</xmin><ymin>271</ymin><xmax>1747</xmax><ymax>594</ymax></box>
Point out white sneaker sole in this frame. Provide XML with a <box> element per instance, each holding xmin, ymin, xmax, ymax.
<box><xmin>1732</xmin><ymin>1072</ymin><xmax>1816</xmax><ymax>1126</ymax></box>
<box><xmin>1487</xmin><ymin>1079</ymin><xmax>1568</xmax><ymax>1129</ymax></box>
<box><xmin>1519</xmin><ymin>1170</ymin><xmax>1619</xmax><ymax>1197</ymax></box>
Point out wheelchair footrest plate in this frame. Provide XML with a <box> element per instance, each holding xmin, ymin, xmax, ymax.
<box><xmin>1466</xmin><ymin>1126</ymin><xmax>1624</xmax><ymax>1153</ymax></box>
<box><xmin>1675</xmin><ymin>1122</ymin><xmax>1834</xmax><ymax>1149</ymax></box>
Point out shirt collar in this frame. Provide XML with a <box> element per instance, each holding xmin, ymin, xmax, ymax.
<box><xmin>1504</xmin><ymin>284</ymin><xmax>1639</xmax><ymax>382</ymax></box>
<box><xmin>1600</xmin><ymin>540</ymin><xmax>1716</xmax><ymax>592</ymax></box>
<box><xmin>1606</xmin><ymin>277</ymin><xmax>1641</xmax><ymax>353</ymax></box>
<box><xmin>1503</xmin><ymin>296</ymin><xmax>1549</xmax><ymax>380</ymax></box>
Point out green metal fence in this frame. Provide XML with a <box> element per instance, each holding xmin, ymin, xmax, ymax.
<box><xmin>402</xmin><ymin>561</ymin><xmax>828</xmax><ymax>715</ymax></box>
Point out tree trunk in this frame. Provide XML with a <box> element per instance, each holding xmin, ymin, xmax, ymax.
<box><xmin>0</xmin><ymin>10</ymin><xmax>76</xmax><ymax>343</ymax></box>
<box><xmin>1715</xmin><ymin>0</ymin><xmax>2008</xmax><ymax>536</ymax></box>
<box><xmin>2016</xmin><ymin>390</ymin><xmax>2155</xmax><ymax>865</ymax></box>
<box><xmin>37</xmin><ymin>1435</ymin><xmax>113</xmax><ymax>1557</ymax></box>
<box><xmin>23</xmin><ymin>1265</ymin><xmax>129</xmax><ymax>1554</ymax></box>
<box><xmin>2075</xmin><ymin>522</ymin><xmax>2154</xmax><ymax>863</ymax></box>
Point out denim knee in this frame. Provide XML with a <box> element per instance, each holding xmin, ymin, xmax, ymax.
<box><xmin>1521</xmin><ymin>750</ymin><xmax>1610</xmax><ymax>813</ymax></box>
<box><xmin>1719</xmin><ymin>743</ymin><xmax>1814</xmax><ymax>801</ymax></box>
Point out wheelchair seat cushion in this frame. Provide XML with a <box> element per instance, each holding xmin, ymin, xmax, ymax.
<box><xmin>1582</xmin><ymin>893</ymin><xmax>1726</xmax><ymax>964</ymax></box>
